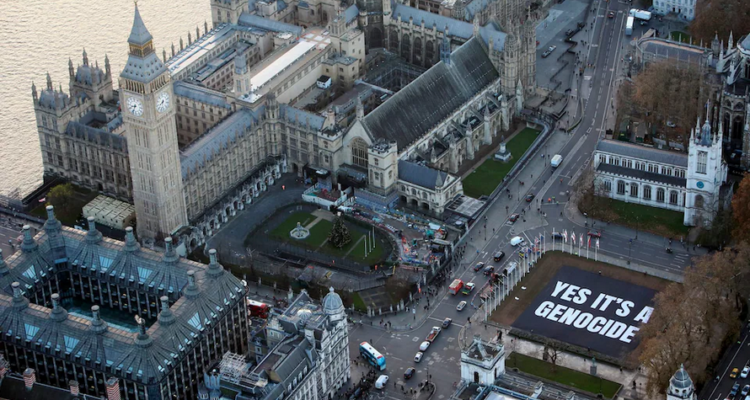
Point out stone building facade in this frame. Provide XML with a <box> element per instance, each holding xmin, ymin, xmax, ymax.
<box><xmin>593</xmin><ymin>112</ymin><xmax>729</xmax><ymax>227</ymax></box>
<box><xmin>200</xmin><ymin>288</ymin><xmax>351</xmax><ymax>400</ymax></box>
<box><xmin>33</xmin><ymin>51</ymin><xmax>132</xmax><ymax>201</ymax></box>
<box><xmin>34</xmin><ymin>0</ymin><xmax>535</xmax><ymax>245</ymax></box>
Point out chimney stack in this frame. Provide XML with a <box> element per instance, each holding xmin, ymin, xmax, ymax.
<box><xmin>69</xmin><ymin>380</ymin><xmax>80</xmax><ymax>396</ymax></box>
<box><xmin>23</xmin><ymin>368</ymin><xmax>36</xmax><ymax>390</ymax></box>
<box><xmin>106</xmin><ymin>377</ymin><xmax>121</xmax><ymax>400</ymax></box>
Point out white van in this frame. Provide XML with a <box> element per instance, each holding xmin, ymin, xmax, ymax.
<box><xmin>510</xmin><ymin>236</ymin><xmax>525</xmax><ymax>247</ymax></box>
<box><xmin>551</xmin><ymin>155</ymin><xmax>563</xmax><ymax>169</ymax></box>
<box><xmin>375</xmin><ymin>375</ymin><xmax>389</xmax><ymax>389</ymax></box>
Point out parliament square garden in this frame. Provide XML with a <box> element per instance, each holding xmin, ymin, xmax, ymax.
<box><xmin>491</xmin><ymin>251</ymin><xmax>670</xmax><ymax>364</ymax></box>
<box><xmin>247</xmin><ymin>205</ymin><xmax>389</xmax><ymax>267</ymax></box>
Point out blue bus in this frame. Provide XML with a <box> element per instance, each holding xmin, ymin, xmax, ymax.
<box><xmin>359</xmin><ymin>342</ymin><xmax>386</xmax><ymax>370</ymax></box>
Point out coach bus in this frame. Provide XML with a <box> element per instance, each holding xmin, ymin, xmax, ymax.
<box><xmin>359</xmin><ymin>342</ymin><xmax>386</xmax><ymax>370</ymax></box>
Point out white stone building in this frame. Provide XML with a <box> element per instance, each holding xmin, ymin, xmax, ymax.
<box><xmin>593</xmin><ymin>112</ymin><xmax>730</xmax><ymax>227</ymax></box>
<box><xmin>202</xmin><ymin>288</ymin><xmax>351</xmax><ymax>400</ymax></box>
<box><xmin>652</xmin><ymin>0</ymin><xmax>697</xmax><ymax>21</ymax></box>
<box><xmin>667</xmin><ymin>365</ymin><xmax>697</xmax><ymax>400</ymax></box>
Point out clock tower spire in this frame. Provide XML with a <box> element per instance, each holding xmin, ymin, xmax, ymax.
<box><xmin>120</xmin><ymin>4</ymin><xmax>187</xmax><ymax>240</ymax></box>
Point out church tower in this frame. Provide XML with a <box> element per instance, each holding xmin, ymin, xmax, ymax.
<box><xmin>666</xmin><ymin>365</ymin><xmax>696</xmax><ymax>400</ymax></box>
<box><xmin>684</xmin><ymin>107</ymin><xmax>727</xmax><ymax>227</ymax></box>
<box><xmin>120</xmin><ymin>5</ymin><xmax>188</xmax><ymax>240</ymax></box>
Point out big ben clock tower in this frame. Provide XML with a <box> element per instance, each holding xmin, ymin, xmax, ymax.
<box><xmin>120</xmin><ymin>4</ymin><xmax>187</xmax><ymax>240</ymax></box>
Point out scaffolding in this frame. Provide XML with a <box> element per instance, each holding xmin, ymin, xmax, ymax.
<box><xmin>219</xmin><ymin>352</ymin><xmax>247</xmax><ymax>384</ymax></box>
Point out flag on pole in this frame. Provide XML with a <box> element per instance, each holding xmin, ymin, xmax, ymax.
<box><xmin>596</xmin><ymin>238</ymin><xmax>600</xmax><ymax>249</ymax></box>
<box><xmin>579</xmin><ymin>234</ymin><xmax>584</xmax><ymax>246</ymax></box>
<box><xmin>587</xmin><ymin>236</ymin><xmax>591</xmax><ymax>248</ymax></box>
<box><xmin>562</xmin><ymin>230</ymin><xmax>568</xmax><ymax>242</ymax></box>
<box><xmin>571</xmin><ymin>232</ymin><xmax>576</xmax><ymax>245</ymax></box>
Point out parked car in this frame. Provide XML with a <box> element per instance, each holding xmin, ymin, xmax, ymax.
<box><xmin>731</xmin><ymin>383</ymin><xmax>740</xmax><ymax>397</ymax></box>
<box><xmin>525</xmin><ymin>194</ymin><xmax>535</xmax><ymax>202</ymax></box>
<box><xmin>473</xmin><ymin>262</ymin><xmax>485</xmax><ymax>272</ymax></box>
<box><xmin>640</xmin><ymin>20</ymin><xmax>648</xmax><ymax>25</ymax></box>
<box><xmin>419</xmin><ymin>341</ymin><xmax>431</xmax><ymax>351</ymax></box>
<box><xmin>457</xmin><ymin>301</ymin><xmax>467</xmax><ymax>311</ymax></box>
<box><xmin>509</xmin><ymin>213</ymin><xmax>520</xmax><ymax>223</ymax></box>
<box><xmin>742</xmin><ymin>385</ymin><xmax>750</xmax><ymax>396</ymax></box>
<box><xmin>404</xmin><ymin>368</ymin><xmax>416</xmax><ymax>380</ymax></box>
<box><xmin>587</xmin><ymin>231</ymin><xmax>602</xmax><ymax>238</ymax></box>
<box><xmin>493</xmin><ymin>251</ymin><xmax>505</xmax><ymax>262</ymax></box>
<box><xmin>483</xmin><ymin>265</ymin><xmax>495</xmax><ymax>276</ymax></box>
<box><xmin>442</xmin><ymin>318</ymin><xmax>452</xmax><ymax>328</ymax></box>
<box><xmin>375</xmin><ymin>375</ymin><xmax>389</xmax><ymax>389</ymax></box>
<box><xmin>666</xmin><ymin>120</ymin><xmax>677</xmax><ymax>128</ymax></box>
<box><xmin>741</xmin><ymin>366</ymin><xmax>750</xmax><ymax>378</ymax></box>
<box><xmin>608</xmin><ymin>11</ymin><xmax>615</xmax><ymax>18</ymax></box>
<box><xmin>510</xmin><ymin>236</ymin><xmax>525</xmax><ymax>246</ymax></box>
<box><xmin>731</xmin><ymin>368</ymin><xmax>740</xmax><ymax>379</ymax></box>
<box><xmin>542</xmin><ymin>49</ymin><xmax>552</xmax><ymax>58</ymax></box>
<box><xmin>414</xmin><ymin>352</ymin><xmax>424</xmax><ymax>362</ymax></box>
<box><xmin>551</xmin><ymin>232</ymin><xmax>563</xmax><ymax>240</ymax></box>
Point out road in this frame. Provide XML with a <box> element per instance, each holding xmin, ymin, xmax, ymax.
<box><xmin>343</xmin><ymin>4</ymin><xmax>702</xmax><ymax>399</ymax></box>
<box><xmin>699</xmin><ymin>325</ymin><xmax>750</xmax><ymax>400</ymax></box>
<box><xmin>460</xmin><ymin>0</ymin><xmax>703</xmax><ymax>280</ymax></box>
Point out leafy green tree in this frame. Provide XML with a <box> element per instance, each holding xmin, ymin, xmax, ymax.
<box><xmin>47</xmin><ymin>183</ymin><xmax>75</xmax><ymax>216</ymax></box>
<box><xmin>328</xmin><ymin>216</ymin><xmax>351</xmax><ymax>248</ymax></box>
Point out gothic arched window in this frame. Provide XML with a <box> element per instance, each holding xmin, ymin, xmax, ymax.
<box><xmin>694</xmin><ymin>194</ymin><xmax>704</xmax><ymax>209</ymax></box>
<box><xmin>351</xmin><ymin>138</ymin><xmax>368</xmax><ymax>168</ymax></box>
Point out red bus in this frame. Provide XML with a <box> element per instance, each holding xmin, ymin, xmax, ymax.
<box><xmin>247</xmin><ymin>299</ymin><xmax>270</xmax><ymax>319</ymax></box>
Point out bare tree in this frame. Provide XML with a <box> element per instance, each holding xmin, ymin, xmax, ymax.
<box><xmin>543</xmin><ymin>339</ymin><xmax>562</xmax><ymax>371</ymax></box>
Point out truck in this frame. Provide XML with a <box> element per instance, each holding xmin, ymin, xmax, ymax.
<box><xmin>426</xmin><ymin>326</ymin><xmax>441</xmax><ymax>342</ymax></box>
<box><xmin>625</xmin><ymin>16</ymin><xmax>634</xmax><ymax>36</ymax></box>
<box><xmin>449</xmin><ymin>279</ymin><xmax>463</xmax><ymax>295</ymax></box>
<box><xmin>551</xmin><ymin>154</ymin><xmax>563</xmax><ymax>169</ymax></box>
<box><xmin>629</xmin><ymin>9</ymin><xmax>651</xmax><ymax>21</ymax></box>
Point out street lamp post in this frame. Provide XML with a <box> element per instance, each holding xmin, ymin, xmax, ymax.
<box><xmin>628</xmin><ymin>239</ymin><xmax>632</xmax><ymax>265</ymax></box>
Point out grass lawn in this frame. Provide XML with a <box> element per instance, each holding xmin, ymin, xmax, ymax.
<box><xmin>30</xmin><ymin>184</ymin><xmax>98</xmax><ymax>226</ymax></box>
<box><xmin>351</xmin><ymin>292</ymin><xmax>367</xmax><ymax>312</ymax></box>
<box><xmin>462</xmin><ymin>128</ymin><xmax>541</xmax><ymax>198</ymax></box>
<box><xmin>607</xmin><ymin>199</ymin><xmax>689</xmax><ymax>237</ymax></box>
<box><xmin>670</xmin><ymin>31</ymin><xmax>692</xmax><ymax>43</ymax></box>
<box><xmin>271</xmin><ymin>212</ymin><xmax>385</xmax><ymax>265</ymax></box>
<box><xmin>507</xmin><ymin>353</ymin><xmax>621</xmax><ymax>398</ymax></box>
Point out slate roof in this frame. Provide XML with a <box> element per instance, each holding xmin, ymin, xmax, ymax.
<box><xmin>464</xmin><ymin>0</ymin><xmax>490</xmax><ymax>21</ymax></box>
<box><xmin>390</xmin><ymin>3</ymin><xmax>505</xmax><ymax>51</ymax></box>
<box><xmin>180</xmin><ymin>108</ymin><xmax>263</xmax><ymax>178</ymax></box>
<box><xmin>238</xmin><ymin>14</ymin><xmax>303</xmax><ymax>36</ymax></box>
<box><xmin>596</xmin><ymin>163</ymin><xmax>687</xmax><ymax>187</ymax></box>
<box><xmin>0</xmin><ymin>219</ymin><xmax>246</xmax><ymax>385</ymax></box>
<box><xmin>65</xmin><ymin>121</ymin><xmax>127</xmax><ymax>152</ymax></box>
<box><xmin>128</xmin><ymin>5</ymin><xmax>153</xmax><ymax>46</ymax></box>
<box><xmin>398</xmin><ymin>160</ymin><xmax>449</xmax><ymax>189</ymax></box>
<box><xmin>345</xmin><ymin>4</ymin><xmax>360</xmax><ymax>24</ymax></box>
<box><xmin>37</xmin><ymin>88</ymin><xmax>69</xmax><ymax>109</ymax></box>
<box><xmin>362</xmin><ymin>37</ymin><xmax>499</xmax><ymax>149</ymax></box>
<box><xmin>279</xmin><ymin>105</ymin><xmax>325</xmax><ymax>130</ymax></box>
<box><xmin>741</xmin><ymin>34</ymin><xmax>750</xmax><ymax>50</ymax></box>
<box><xmin>595</xmin><ymin>140</ymin><xmax>688</xmax><ymax>167</ymax></box>
<box><xmin>173</xmin><ymin>81</ymin><xmax>231</xmax><ymax>109</ymax></box>
<box><xmin>75</xmin><ymin>64</ymin><xmax>106</xmax><ymax>86</ymax></box>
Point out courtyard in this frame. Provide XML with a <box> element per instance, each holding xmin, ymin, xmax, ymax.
<box><xmin>462</xmin><ymin>128</ymin><xmax>541</xmax><ymax>198</ymax></box>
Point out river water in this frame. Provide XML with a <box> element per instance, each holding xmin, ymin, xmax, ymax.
<box><xmin>0</xmin><ymin>0</ymin><xmax>210</xmax><ymax>197</ymax></box>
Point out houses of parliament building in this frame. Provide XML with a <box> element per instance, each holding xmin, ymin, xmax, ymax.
<box><xmin>33</xmin><ymin>0</ymin><xmax>546</xmax><ymax>246</ymax></box>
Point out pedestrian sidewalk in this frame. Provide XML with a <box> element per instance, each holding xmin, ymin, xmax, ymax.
<box><xmin>245</xmin><ymin>278</ymin><xmax>449</xmax><ymax>333</ymax></box>
<box><xmin>563</xmin><ymin>194</ymin><xmax>709</xmax><ymax>255</ymax></box>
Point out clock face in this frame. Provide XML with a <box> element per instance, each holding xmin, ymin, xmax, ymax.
<box><xmin>156</xmin><ymin>91</ymin><xmax>170</xmax><ymax>113</ymax></box>
<box><xmin>696</xmin><ymin>181</ymin><xmax>704</xmax><ymax>189</ymax></box>
<box><xmin>127</xmin><ymin>97</ymin><xmax>143</xmax><ymax>117</ymax></box>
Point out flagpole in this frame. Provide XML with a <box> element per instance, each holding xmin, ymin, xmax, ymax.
<box><xmin>586</xmin><ymin>240</ymin><xmax>589</xmax><ymax>259</ymax></box>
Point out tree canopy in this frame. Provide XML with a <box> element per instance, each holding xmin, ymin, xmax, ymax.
<box><xmin>690</xmin><ymin>0</ymin><xmax>750</xmax><ymax>45</ymax></box>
